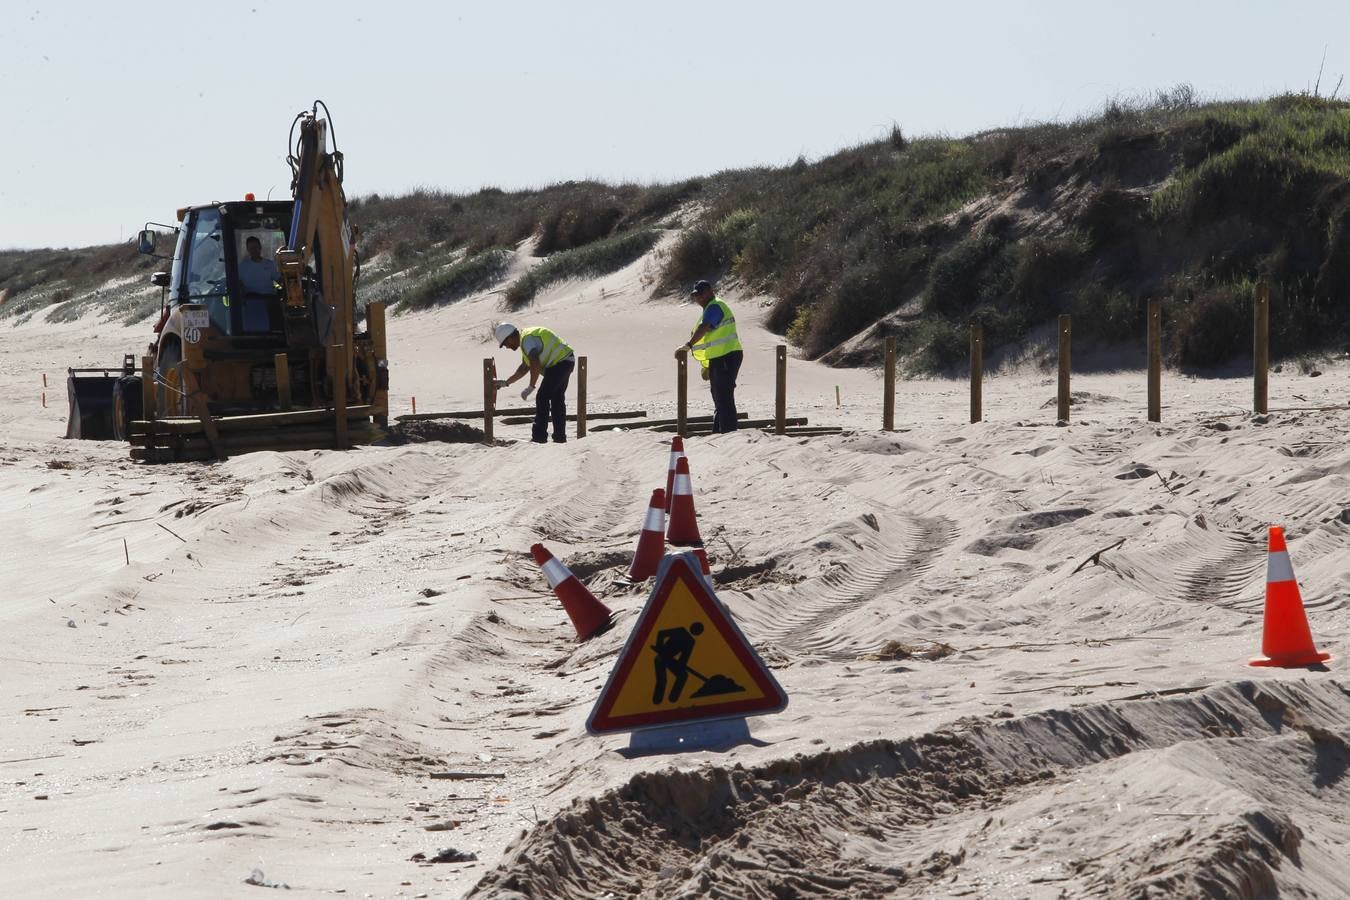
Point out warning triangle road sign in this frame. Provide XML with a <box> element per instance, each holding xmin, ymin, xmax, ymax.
<box><xmin>586</xmin><ymin>552</ymin><xmax>788</xmax><ymax>735</ymax></box>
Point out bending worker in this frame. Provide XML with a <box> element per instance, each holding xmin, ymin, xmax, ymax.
<box><xmin>494</xmin><ymin>322</ymin><xmax>575</xmax><ymax>444</ymax></box>
<box><xmin>674</xmin><ymin>280</ymin><xmax>742</xmax><ymax>433</ymax></box>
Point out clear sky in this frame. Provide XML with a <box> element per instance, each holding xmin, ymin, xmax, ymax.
<box><xmin>2</xmin><ymin>1</ymin><xmax>1347</xmax><ymax>249</ymax></box>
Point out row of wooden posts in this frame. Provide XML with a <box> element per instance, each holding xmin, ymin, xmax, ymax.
<box><xmin>474</xmin><ymin>285</ymin><xmax>1278</xmax><ymax>442</ymax></box>
<box><xmin>892</xmin><ymin>288</ymin><xmax>1274</xmax><ymax>426</ymax></box>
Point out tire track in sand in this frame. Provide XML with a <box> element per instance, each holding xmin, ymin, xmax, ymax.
<box><xmin>1177</xmin><ymin>533</ymin><xmax>1265</xmax><ymax>614</ymax></box>
<box><xmin>758</xmin><ymin>514</ymin><xmax>957</xmax><ymax>660</ymax></box>
<box><xmin>532</xmin><ymin>451</ymin><xmax>637</xmax><ymax>545</ymax></box>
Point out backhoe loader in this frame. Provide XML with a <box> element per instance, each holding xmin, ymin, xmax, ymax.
<box><xmin>66</xmin><ymin>101</ymin><xmax>388</xmax><ymax>461</ymax></box>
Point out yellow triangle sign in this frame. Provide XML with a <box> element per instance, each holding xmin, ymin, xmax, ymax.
<box><xmin>586</xmin><ymin>552</ymin><xmax>787</xmax><ymax>734</ymax></box>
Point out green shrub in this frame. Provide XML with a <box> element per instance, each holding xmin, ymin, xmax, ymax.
<box><xmin>505</xmin><ymin>229</ymin><xmax>660</xmax><ymax>309</ymax></box>
<box><xmin>904</xmin><ymin>318</ymin><xmax>968</xmax><ymax>373</ymax></box>
<box><xmin>535</xmin><ymin>201</ymin><xmax>624</xmax><ymax>255</ymax></box>
<box><xmin>1009</xmin><ymin>233</ymin><xmax>1089</xmax><ymax>315</ymax></box>
<box><xmin>663</xmin><ymin>227</ymin><xmax>720</xmax><ymax>291</ymax></box>
<box><xmin>1171</xmin><ymin>278</ymin><xmax>1258</xmax><ymax>366</ymax></box>
<box><xmin>924</xmin><ymin>235</ymin><xmax>1004</xmax><ymax>315</ymax></box>
<box><xmin>803</xmin><ymin>246</ymin><xmax>927</xmax><ymax>356</ymax></box>
<box><xmin>400</xmin><ymin>247</ymin><xmax>511</xmax><ymax>312</ymax></box>
<box><xmin>624</xmin><ymin>179</ymin><xmax>703</xmax><ymax>223</ymax></box>
<box><xmin>1070</xmin><ymin>283</ymin><xmax>1138</xmax><ymax>341</ymax></box>
<box><xmin>393</xmin><ymin>239</ymin><xmax>418</xmax><ymax>263</ymax></box>
<box><xmin>786</xmin><ymin>305</ymin><xmax>813</xmax><ymax>347</ymax></box>
<box><xmin>660</xmin><ymin>209</ymin><xmax>759</xmax><ymax>291</ymax></box>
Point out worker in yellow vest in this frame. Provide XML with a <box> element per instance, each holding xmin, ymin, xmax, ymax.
<box><xmin>494</xmin><ymin>322</ymin><xmax>575</xmax><ymax>443</ymax></box>
<box><xmin>675</xmin><ymin>280</ymin><xmax>743</xmax><ymax>433</ymax></box>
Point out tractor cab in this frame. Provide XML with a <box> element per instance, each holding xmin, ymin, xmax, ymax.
<box><xmin>151</xmin><ymin>200</ymin><xmax>295</xmax><ymax>343</ymax></box>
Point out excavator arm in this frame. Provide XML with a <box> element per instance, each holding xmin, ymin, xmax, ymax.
<box><xmin>277</xmin><ymin>102</ymin><xmax>356</xmax><ymax>352</ymax></box>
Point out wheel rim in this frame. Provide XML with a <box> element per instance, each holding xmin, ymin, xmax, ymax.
<box><xmin>113</xmin><ymin>390</ymin><xmax>125</xmax><ymax>440</ymax></box>
<box><xmin>160</xmin><ymin>365</ymin><xmax>184</xmax><ymax>416</ymax></box>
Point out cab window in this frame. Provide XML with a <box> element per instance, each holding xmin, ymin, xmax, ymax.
<box><xmin>235</xmin><ymin>225</ymin><xmax>286</xmax><ymax>333</ymax></box>
<box><xmin>185</xmin><ymin>208</ymin><xmax>230</xmax><ymax>335</ymax></box>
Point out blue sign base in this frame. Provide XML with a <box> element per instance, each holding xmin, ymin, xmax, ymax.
<box><xmin>622</xmin><ymin>716</ymin><xmax>758</xmax><ymax>756</ymax></box>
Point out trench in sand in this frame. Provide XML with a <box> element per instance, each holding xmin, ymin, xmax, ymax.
<box><xmin>472</xmin><ymin>679</ymin><xmax>1350</xmax><ymax>899</ymax></box>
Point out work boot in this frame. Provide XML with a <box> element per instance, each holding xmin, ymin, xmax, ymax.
<box><xmin>552</xmin><ymin>436</ymin><xmax>567</xmax><ymax>444</ymax></box>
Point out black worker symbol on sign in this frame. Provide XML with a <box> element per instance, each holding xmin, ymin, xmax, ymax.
<box><xmin>650</xmin><ymin>621</ymin><xmax>747</xmax><ymax>704</ymax></box>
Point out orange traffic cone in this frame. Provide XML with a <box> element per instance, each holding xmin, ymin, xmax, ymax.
<box><xmin>626</xmin><ymin>489</ymin><xmax>666</xmax><ymax>582</ymax></box>
<box><xmin>1250</xmin><ymin>526</ymin><xmax>1330</xmax><ymax>667</ymax></box>
<box><xmin>531</xmin><ymin>543</ymin><xmax>614</xmax><ymax>641</ymax></box>
<box><xmin>667</xmin><ymin>456</ymin><xmax>703</xmax><ymax>546</ymax></box>
<box><xmin>664</xmin><ymin>436</ymin><xmax>685</xmax><ymax>513</ymax></box>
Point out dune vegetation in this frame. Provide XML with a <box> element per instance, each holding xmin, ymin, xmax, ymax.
<box><xmin>6</xmin><ymin>87</ymin><xmax>1350</xmax><ymax>371</ymax></box>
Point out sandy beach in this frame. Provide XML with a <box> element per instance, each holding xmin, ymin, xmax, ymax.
<box><xmin>3</xmin><ymin>251</ymin><xmax>1349</xmax><ymax>898</ymax></box>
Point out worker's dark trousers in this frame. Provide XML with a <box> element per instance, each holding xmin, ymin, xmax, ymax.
<box><xmin>533</xmin><ymin>358</ymin><xmax>574</xmax><ymax>443</ymax></box>
<box><xmin>708</xmin><ymin>351</ymin><xmax>743</xmax><ymax>433</ymax></box>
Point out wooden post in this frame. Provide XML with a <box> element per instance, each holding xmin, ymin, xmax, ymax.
<box><xmin>141</xmin><ymin>355</ymin><xmax>155</xmax><ymax>458</ymax></box>
<box><xmin>576</xmin><ymin>356</ymin><xmax>588</xmax><ymax>439</ymax></box>
<box><xmin>1254</xmin><ymin>283</ymin><xmax>1269</xmax><ymax>415</ymax></box>
<box><xmin>274</xmin><ymin>353</ymin><xmax>292</xmax><ymax>411</ymax></box>
<box><xmin>140</xmin><ymin>355</ymin><xmax>154</xmax><ymax>421</ymax></box>
<box><xmin>483</xmin><ymin>359</ymin><xmax>495</xmax><ymax>444</ymax></box>
<box><xmin>882</xmin><ymin>336</ymin><xmax>896</xmax><ymax>431</ymax></box>
<box><xmin>1147</xmin><ymin>299</ymin><xmax>1161</xmax><ymax>423</ymax></box>
<box><xmin>184</xmin><ymin>368</ymin><xmax>225</xmax><ymax>460</ymax></box>
<box><xmin>367</xmin><ymin>301</ymin><xmax>388</xmax><ymax>428</ymax></box>
<box><xmin>775</xmin><ymin>345</ymin><xmax>787</xmax><ymax>435</ymax></box>
<box><xmin>332</xmin><ymin>344</ymin><xmax>348</xmax><ymax>450</ymax></box>
<box><xmin>1057</xmin><ymin>314</ymin><xmax>1071</xmax><ymax>423</ymax></box>
<box><xmin>676</xmin><ymin>349</ymin><xmax>688</xmax><ymax>437</ymax></box>
<box><xmin>969</xmin><ymin>323</ymin><xmax>983</xmax><ymax>424</ymax></box>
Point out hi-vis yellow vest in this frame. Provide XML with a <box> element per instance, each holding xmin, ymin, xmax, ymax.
<box><xmin>690</xmin><ymin>297</ymin><xmax>741</xmax><ymax>364</ymax></box>
<box><xmin>520</xmin><ymin>326</ymin><xmax>573</xmax><ymax>368</ymax></box>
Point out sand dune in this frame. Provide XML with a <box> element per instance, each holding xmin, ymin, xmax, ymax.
<box><xmin>3</xmin><ymin>252</ymin><xmax>1348</xmax><ymax>897</ymax></box>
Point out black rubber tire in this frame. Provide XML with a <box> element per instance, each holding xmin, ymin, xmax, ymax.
<box><xmin>112</xmin><ymin>376</ymin><xmax>143</xmax><ymax>442</ymax></box>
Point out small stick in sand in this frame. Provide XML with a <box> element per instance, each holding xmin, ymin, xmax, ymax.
<box><xmin>123</xmin><ymin>538</ymin><xmax>130</xmax><ymax>565</ymax></box>
<box><xmin>156</xmin><ymin>522</ymin><xmax>188</xmax><ymax>542</ymax></box>
<box><xmin>1</xmin><ymin>753</ymin><xmax>65</xmax><ymax>764</ymax></box>
<box><xmin>1071</xmin><ymin>538</ymin><xmax>1127</xmax><ymax>574</ymax></box>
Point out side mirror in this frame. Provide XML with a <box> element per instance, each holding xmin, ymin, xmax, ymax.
<box><xmin>137</xmin><ymin>230</ymin><xmax>157</xmax><ymax>255</ymax></box>
<box><xmin>151</xmin><ymin>271</ymin><xmax>170</xmax><ymax>288</ymax></box>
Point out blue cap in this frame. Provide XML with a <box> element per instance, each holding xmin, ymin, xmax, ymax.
<box><xmin>691</xmin><ymin>280</ymin><xmax>712</xmax><ymax>295</ymax></box>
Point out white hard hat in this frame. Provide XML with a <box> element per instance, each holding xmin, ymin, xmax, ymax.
<box><xmin>494</xmin><ymin>322</ymin><xmax>519</xmax><ymax>346</ymax></box>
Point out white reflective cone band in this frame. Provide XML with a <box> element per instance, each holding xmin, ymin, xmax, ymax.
<box><xmin>643</xmin><ymin>505</ymin><xmax>665</xmax><ymax>531</ymax></box>
<box><xmin>667</xmin><ymin>451</ymin><xmax>683</xmax><ymax>471</ymax></box>
<box><xmin>1267</xmin><ymin>550</ymin><xmax>1295</xmax><ymax>585</ymax></box>
<box><xmin>673</xmin><ymin>473</ymin><xmax>693</xmax><ymax>495</ymax></box>
<box><xmin>541</xmin><ymin>557</ymin><xmax>570</xmax><ymax>589</ymax></box>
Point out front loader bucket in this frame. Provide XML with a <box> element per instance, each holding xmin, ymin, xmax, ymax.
<box><xmin>66</xmin><ymin>369</ymin><xmax>120</xmax><ymax>440</ymax></box>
